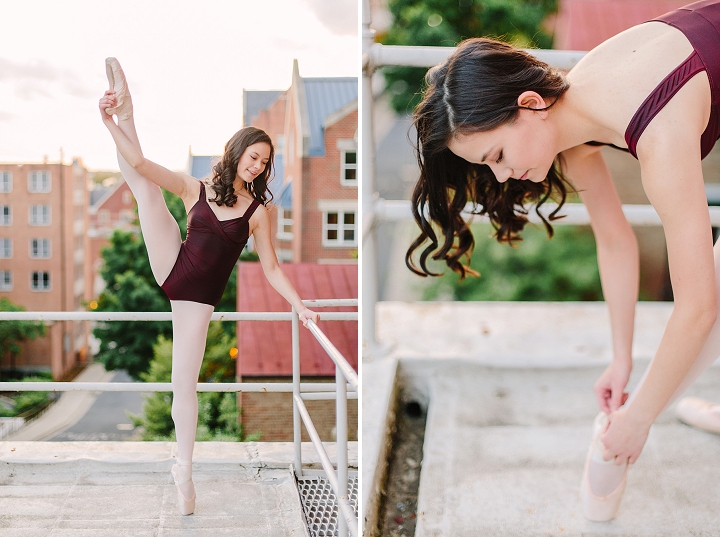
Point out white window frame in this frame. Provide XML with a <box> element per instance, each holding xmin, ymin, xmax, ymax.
<box><xmin>0</xmin><ymin>205</ymin><xmax>11</xmax><ymax>226</ymax></box>
<box><xmin>277</xmin><ymin>208</ymin><xmax>294</xmax><ymax>241</ymax></box>
<box><xmin>28</xmin><ymin>171</ymin><xmax>51</xmax><ymax>193</ymax></box>
<box><xmin>30</xmin><ymin>271</ymin><xmax>51</xmax><ymax>292</ymax></box>
<box><xmin>340</xmin><ymin>150</ymin><xmax>358</xmax><ymax>186</ymax></box>
<box><xmin>0</xmin><ymin>171</ymin><xmax>12</xmax><ymax>193</ymax></box>
<box><xmin>0</xmin><ymin>238</ymin><xmax>11</xmax><ymax>259</ymax></box>
<box><xmin>322</xmin><ymin>210</ymin><xmax>357</xmax><ymax>247</ymax></box>
<box><xmin>30</xmin><ymin>238</ymin><xmax>51</xmax><ymax>259</ymax></box>
<box><xmin>29</xmin><ymin>205</ymin><xmax>51</xmax><ymax>226</ymax></box>
<box><xmin>0</xmin><ymin>271</ymin><xmax>12</xmax><ymax>291</ymax></box>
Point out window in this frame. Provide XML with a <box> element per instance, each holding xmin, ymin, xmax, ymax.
<box><xmin>323</xmin><ymin>210</ymin><xmax>356</xmax><ymax>246</ymax></box>
<box><xmin>0</xmin><ymin>171</ymin><xmax>11</xmax><ymax>193</ymax></box>
<box><xmin>28</xmin><ymin>171</ymin><xmax>51</xmax><ymax>193</ymax></box>
<box><xmin>340</xmin><ymin>151</ymin><xmax>357</xmax><ymax>185</ymax></box>
<box><xmin>122</xmin><ymin>190</ymin><xmax>133</xmax><ymax>205</ymax></box>
<box><xmin>29</xmin><ymin>205</ymin><xmax>51</xmax><ymax>225</ymax></box>
<box><xmin>0</xmin><ymin>238</ymin><xmax>11</xmax><ymax>259</ymax></box>
<box><xmin>0</xmin><ymin>271</ymin><xmax>11</xmax><ymax>291</ymax></box>
<box><xmin>0</xmin><ymin>205</ymin><xmax>10</xmax><ymax>226</ymax></box>
<box><xmin>277</xmin><ymin>208</ymin><xmax>293</xmax><ymax>240</ymax></box>
<box><xmin>30</xmin><ymin>238</ymin><xmax>50</xmax><ymax>259</ymax></box>
<box><xmin>31</xmin><ymin>271</ymin><xmax>50</xmax><ymax>291</ymax></box>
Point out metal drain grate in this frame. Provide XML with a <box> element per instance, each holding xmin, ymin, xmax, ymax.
<box><xmin>296</xmin><ymin>473</ymin><xmax>358</xmax><ymax>537</ymax></box>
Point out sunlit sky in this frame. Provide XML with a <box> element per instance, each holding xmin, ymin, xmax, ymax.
<box><xmin>0</xmin><ymin>0</ymin><xmax>358</xmax><ymax>171</ymax></box>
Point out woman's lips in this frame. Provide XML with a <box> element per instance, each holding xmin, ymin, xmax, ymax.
<box><xmin>519</xmin><ymin>170</ymin><xmax>528</xmax><ymax>180</ymax></box>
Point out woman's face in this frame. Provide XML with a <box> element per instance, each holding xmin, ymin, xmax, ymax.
<box><xmin>446</xmin><ymin>110</ymin><xmax>555</xmax><ymax>184</ymax></box>
<box><xmin>236</xmin><ymin>142</ymin><xmax>271</xmax><ymax>184</ymax></box>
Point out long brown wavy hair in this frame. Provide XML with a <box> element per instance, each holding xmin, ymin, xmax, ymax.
<box><xmin>406</xmin><ymin>37</ymin><xmax>572</xmax><ymax>278</ymax></box>
<box><xmin>208</xmin><ymin>126</ymin><xmax>275</xmax><ymax>206</ymax></box>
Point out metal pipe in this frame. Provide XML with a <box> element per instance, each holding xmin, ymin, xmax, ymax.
<box><xmin>303</xmin><ymin>299</ymin><xmax>358</xmax><ymax>307</ymax></box>
<box><xmin>294</xmin><ymin>394</ymin><xmax>358</xmax><ymax>536</ymax></box>
<box><xmin>301</xmin><ymin>392</ymin><xmax>358</xmax><ymax>400</ymax></box>
<box><xmin>374</xmin><ymin>199</ymin><xmax>720</xmax><ymax>227</ymax></box>
<box><xmin>0</xmin><ymin>381</ymin><xmax>340</xmax><ymax>392</ymax></box>
<box><xmin>306</xmin><ymin>320</ymin><xmax>359</xmax><ymax>391</ymax></box>
<box><xmin>292</xmin><ymin>307</ymin><xmax>302</xmax><ymax>478</ymax></box>
<box><xmin>336</xmin><ymin>367</ymin><xmax>349</xmax><ymax>537</ymax></box>
<box><xmin>0</xmin><ymin>311</ymin><xmax>357</xmax><ymax>322</ymax></box>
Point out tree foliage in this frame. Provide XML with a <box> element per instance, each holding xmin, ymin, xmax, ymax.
<box><xmin>127</xmin><ymin>322</ymin><xmax>258</xmax><ymax>441</ymax></box>
<box><xmin>0</xmin><ymin>298</ymin><xmax>45</xmax><ymax>377</ymax></box>
<box><xmin>423</xmin><ymin>224</ymin><xmax>603</xmax><ymax>301</ymax></box>
<box><xmin>93</xmin><ymin>189</ymin><xmax>247</xmax><ymax>380</ymax></box>
<box><xmin>380</xmin><ymin>0</ymin><xmax>558</xmax><ymax>114</ymax></box>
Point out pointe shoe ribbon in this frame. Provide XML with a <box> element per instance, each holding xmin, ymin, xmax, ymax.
<box><xmin>171</xmin><ymin>460</ymin><xmax>196</xmax><ymax>516</ymax></box>
<box><xmin>580</xmin><ymin>412</ymin><xmax>629</xmax><ymax>522</ymax></box>
<box><xmin>676</xmin><ymin>396</ymin><xmax>720</xmax><ymax>434</ymax></box>
<box><xmin>105</xmin><ymin>57</ymin><xmax>133</xmax><ymax>120</ymax></box>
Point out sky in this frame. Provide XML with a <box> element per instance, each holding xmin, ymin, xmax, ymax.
<box><xmin>0</xmin><ymin>0</ymin><xmax>358</xmax><ymax>171</ymax></box>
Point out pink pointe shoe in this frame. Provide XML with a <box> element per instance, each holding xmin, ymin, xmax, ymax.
<box><xmin>104</xmin><ymin>57</ymin><xmax>133</xmax><ymax>120</ymax></box>
<box><xmin>580</xmin><ymin>412</ymin><xmax>629</xmax><ymax>521</ymax></box>
<box><xmin>676</xmin><ymin>396</ymin><xmax>720</xmax><ymax>434</ymax></box>
<box><xmin>171</xmin><ymin>460</ymin><xmax>196</xmax><ymax>515</ymax></box>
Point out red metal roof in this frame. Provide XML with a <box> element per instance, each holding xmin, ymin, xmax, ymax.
<box><xmin>236</xmin><ymin>263</ymin><xmax>358</xmax><ymax>377</ymax></box>
<box><xmin>554</xmin><ymin>0</ymin><xmax>689</xmax><ymax>51</ymax></box>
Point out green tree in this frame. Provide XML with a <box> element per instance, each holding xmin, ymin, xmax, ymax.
<box><xmin>424</xmin><ymin>224</ymin><xmax>603</xmax><ymax>301</ymax></box>
<box><xmin>381</xmin><ymin>0</ymin><xmax>558</xmax><ymax>114</ymax></box>
<box><xmin>93</xmin><ymin>190</ymin><xmax>246</xmax><ymax>379</ymax></box>
<box><xmin>128</xmin><ymin>322</ymin><xmax>258</xmax><ymax>441</ymax></box>
<box><xmin>0</xmin><ymin>298</ymin><xmax>45</xmax><ymax>378</ymax></box>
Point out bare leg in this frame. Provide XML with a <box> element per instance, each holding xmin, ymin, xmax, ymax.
<box><xmin>170</xmin><ymin>299</ymin><xmax>214</xmax><ymax>500</ymax></box>
<box><xmin>115</xmin><ymin>115</ymin><xmax>181</xmax><ymax>285</ymax></box>
<box><xmin>588</xmin><ymin>238</ymin><xmax>720</xmax><ymax>496</ymax></box>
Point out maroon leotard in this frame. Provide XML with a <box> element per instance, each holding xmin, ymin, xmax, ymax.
<box><xmin>625</xmin><ymin>0</ymin><xmax>720</xmax><ymax>159</ymax></box>
<box><xmin>161</xmin><ymin>182</ymin><xmax>260</xmax><ymax>306</ymax></box>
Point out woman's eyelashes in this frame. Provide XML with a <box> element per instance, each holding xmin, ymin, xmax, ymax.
<box><xmin>496</xmin><ymin>151</ymin><xmax>503</xmax><ymax>164</ymax></box>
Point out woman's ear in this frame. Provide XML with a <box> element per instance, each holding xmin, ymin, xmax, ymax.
<box><xmin>517</xmin><ymin>91</ymin><xmax>549</xmax><ymax>118</ymax></box>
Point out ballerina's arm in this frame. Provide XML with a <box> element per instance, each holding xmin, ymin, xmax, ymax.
<box><xmin>250</xmin><ymin>205</ymin><xmax>319</xmax><ymax>326</ymax></box>
<box><xmin>99</xmin><ymin>91</ymin><xmax>199</xmax><ymax>206</ymax></box>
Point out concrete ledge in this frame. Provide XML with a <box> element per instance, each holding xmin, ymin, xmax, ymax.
<box><xmin>361</xmin><ymin>356</ymin><xmax>398</xmax><ymax>535</ymax></box>
<box><xmin>0</xmin><ymin>441</ymin><xmax>358</xmax><ymax>469</ymax></box>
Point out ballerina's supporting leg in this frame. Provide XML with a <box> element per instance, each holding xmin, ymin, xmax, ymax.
<box><xmin>587</xmin><ymin>237</ymin><xmax>720</xmax><ymax>500</ymax></box>
<box><xmin>169</xmin><ymin>299</ymin><xmax>214</xmax><ymax>501</ymax></box>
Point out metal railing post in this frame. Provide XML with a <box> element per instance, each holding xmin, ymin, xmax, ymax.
<box><xmin>292</xmin><ymin>306</ymin><xmax>302</xmax><ymax>477</ymax></box>
<box><xmin>336</xmin><ymin>367</ymin><xmax>349</xmax><ymax>537</ymax></box>
<box><xmin>362</xmin><ymin>0</ymin><xmax>380</xmax><ymax>354</ymax></box>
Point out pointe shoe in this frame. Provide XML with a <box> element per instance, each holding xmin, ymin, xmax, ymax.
<box><xmin>105</xmin><ymin>57</ymin><xmax>133</xmax><ymax>120</ymax></box>
<box><xmin>580</xmin><ymin>412</ymin><xmax>629</xmax><ymax>521</ymax></box>
<box><xmin>170</xmin><ymin>460</ymin><xmax>196</xmax><ymax>515</ymax></box>
<box><xmin>676</xmin><ymin>397</ymin><xmax>720</xmax><ymax>434</ymax></box>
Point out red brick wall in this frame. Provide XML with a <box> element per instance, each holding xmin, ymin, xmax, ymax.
<box><xmin>239</xmin><ymin>378</ymin><xmax>358</xmax><ymax>442</ymax></box>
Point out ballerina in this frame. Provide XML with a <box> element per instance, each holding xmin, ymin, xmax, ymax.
<box><xmin>406</xmin><ymin>0</ymin><xmax>720</xmax><ymax>521</ymax></box>
<box><xmin>99</xmin><ymin>58</ymin><xmax>319</xmax><ymax>516</ymax></box>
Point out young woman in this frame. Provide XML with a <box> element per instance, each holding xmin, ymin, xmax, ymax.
<box><xmin>406</xmin><ymin>0</ymin><xmax>720</xmax><ymax>521</ymax></box>
<box><xmin>99</xmin><ymin>58</ymin><xmax>319</xmax><ymax>516</ymax></box>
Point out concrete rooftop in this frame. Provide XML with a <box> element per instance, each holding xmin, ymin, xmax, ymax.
<box><xmin>0</xmin><ymin>440</ymin><xmax>358</xmax><ymax>537</ymax></box>
<box><xmin>364</xmin><ymin>302</ymin><xmax>720</xmax><ymax>536</ymax></box>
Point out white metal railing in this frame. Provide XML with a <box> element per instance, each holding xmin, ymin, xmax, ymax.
<box><xmin>0</xmin><ymin>298</ymin><xmax>358</xmax><ymax>536</ymax></box>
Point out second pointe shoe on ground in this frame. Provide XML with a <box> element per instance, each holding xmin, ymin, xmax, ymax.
<box><xmin>676</xmin><ymin>396</ymin><xmax>720</xmax><ymax>434</ymax></box>
<box><xmin>104</xmin><ymin>57</ymin><xmax>133</xmax><ymax>120</ymax></box>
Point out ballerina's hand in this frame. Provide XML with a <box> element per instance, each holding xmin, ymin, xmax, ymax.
<box><xmin>298</xmin><ymin>308</ymin><xmax>319</xmax><ymax>328</ymax></box>
<box><xmin>600</xmin><ymin>406</ymin><xmax>650</xmax><ymax>465</ymax></box>
<box><xmin>99</xmin><ymin>90</ymin><xmax>117</xmax><ymax>121</ymax></box>
<box><xmin>593</xmin><ymin>359</ymin><xmax>631</xmax><ymax>414</ymax></box>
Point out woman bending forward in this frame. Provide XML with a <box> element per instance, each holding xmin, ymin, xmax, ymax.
<box><xmin>407</xmin><ymin>0</ymin><xmax>720</xmax><ymax>521</ymax></box>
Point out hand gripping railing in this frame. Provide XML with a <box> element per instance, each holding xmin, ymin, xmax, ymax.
<box><xmin>0</xmin><ymin>299</ymin><xmax>358</xmax><ymax>536</ymax></box>
<box><xmin>291</xmin><ymin>311</ymin><xmax>358</xmax><ymax>537</ymax></box>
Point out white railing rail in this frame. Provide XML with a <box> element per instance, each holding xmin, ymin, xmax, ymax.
<box><xmin>0</xmin><ymin>299</ymin><xmax>358</xmax><ymax>536</ymax></box>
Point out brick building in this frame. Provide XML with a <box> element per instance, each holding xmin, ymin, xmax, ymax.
<box><xmin>0</xmin><ymin>159</ymin><xmax>91</xmax><ymax>379</ymax></box>
<box><xmin>245</xmin><ymin>60</ymin><xmax>358</xmax><ymax>264</ymax></box>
